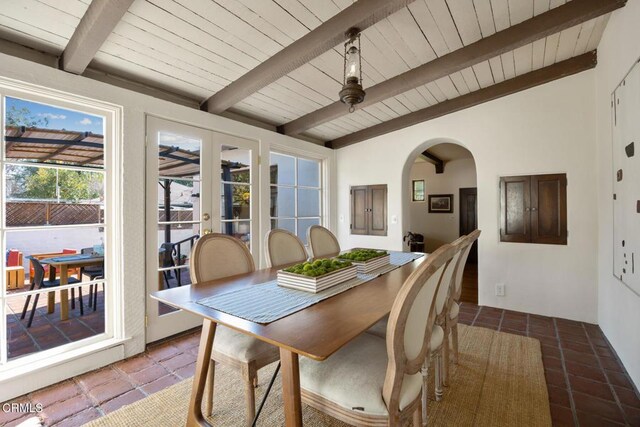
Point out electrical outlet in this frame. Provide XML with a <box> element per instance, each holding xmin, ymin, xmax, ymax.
<box><xmin>495</xmin><ymin>283</ymin><xmax>505</xmax><ymax>297</ymax></box>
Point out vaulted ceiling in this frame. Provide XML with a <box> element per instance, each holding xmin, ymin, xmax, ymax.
<box><xmin>0</xmin><ymin>0</ymin><xmax>626</xmax><ymax>148</ymax></box>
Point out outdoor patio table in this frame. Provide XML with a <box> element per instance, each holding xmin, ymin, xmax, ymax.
<box><xmin>40</xmin><ymin>254</ymin><xmax>105</xmax><ymax>321</ymax></box>
<box><xmin>150</xmin><ymin>250</ymin><xmax>427</xmax><ymax>427</ymax></box>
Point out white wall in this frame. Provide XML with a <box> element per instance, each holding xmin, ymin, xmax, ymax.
<box><xmin>594</xmin><ymin>1</ymin><xmax>640</xmax><ymax>389</ymax></box>
<box><xmin>337</xmin><ymin>70</ymin><xmax>598</xmax><ymax>323</ymax></box>
<box><xmin>409</xmin><ymin>158</ymin><xmax>477</xmax><ymax>252</ymax></box>
<box><xmin>0</xmin><ymin>53</ymin><xmax>334</xmax><ymax>399</ymax></box>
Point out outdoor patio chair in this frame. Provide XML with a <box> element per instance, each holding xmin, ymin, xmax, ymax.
<box><xmin>80</xmin><ymin>247</ymin><xmax>104</xmax><ymax>310</ymax></box>
<box><xmin>160</xmin><ymin>242</ymin><xmax>176</xmax><ymax>288</ymax></box>
<box><xmin>21</xmin><ymin>257</ymin><xmax>83</xmax><ymax>328</ymax></box>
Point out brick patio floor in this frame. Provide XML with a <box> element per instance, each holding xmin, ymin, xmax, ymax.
<box><xmin>6</xmin><ymin>287</ymin><xmax>105</xmax><ymax>360</ymax></box>
<box><xmin>1</xmin><ymin>304</ymin><xmax>639</xmax><ymax>426</ymax></box>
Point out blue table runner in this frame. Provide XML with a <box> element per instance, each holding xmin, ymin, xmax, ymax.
<box><xmin>196</xmin><ymin>251</ymin><xmax>424</xmax><ymax>324</ymax></box>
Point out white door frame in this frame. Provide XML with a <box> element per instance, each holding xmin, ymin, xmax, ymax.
<box><xmin>145</xmin><ymin>116</ymin><xmax>259</xmax><ymax>343</ymax></box>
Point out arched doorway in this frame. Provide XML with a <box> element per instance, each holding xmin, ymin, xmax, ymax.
<box><xmin>401</xmin><ymin>139</ymin><xmax>478</xmax><ymax>303</ymax></box>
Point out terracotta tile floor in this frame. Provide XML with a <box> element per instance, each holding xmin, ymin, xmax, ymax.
<box><xmin>5</xmin><ymin>287</ymin><xmax>105</xmax><ymax>360</ymax></box>
<box><xmin>2</xmin><ymin>304</ymin><xmax>639</xmax><ymax>427</ymax></box>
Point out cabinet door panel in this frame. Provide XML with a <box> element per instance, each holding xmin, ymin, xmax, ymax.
<box><xmin>531</xmin><ymin>174</ymin><xmax>567</xmax><ymax>244</ymax></box>
<box><xmin>369</xmin><ymin>185</ymin><xmax>388</xmax><ymax>236</ymax></box>
<box><xmin>500</xmin><ymin>176</ymin><xmax>531</xmax><ymax>242</ymax></box>
<box><xmin>350</xmin><ymin>186</ymin><xmax>368</xmax><ymax>235</ymax></box>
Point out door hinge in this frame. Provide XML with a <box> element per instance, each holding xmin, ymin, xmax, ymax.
<box><xmin>145</xmin><ymin>315</ymin><xmax>148</xmax><ymax>328</ymax></box>
<box><xmin>350</xmin><ymin>223</ymin><xmax>352</xmax><ymax>229</ymax></box>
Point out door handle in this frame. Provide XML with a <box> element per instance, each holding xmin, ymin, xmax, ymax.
<box><xmin>203</xmin><ymin>229</ymin><xmax>212</xmax><ymax>235</ymax></box>
<box><xmin>203</xmin><ymin>213</ymin><xmax>210</xmax><ymax>221</ymax></box>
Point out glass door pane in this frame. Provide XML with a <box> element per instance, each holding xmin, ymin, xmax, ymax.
<box><xmin>145</xmin><ymin>117</ymin><xmax>209</xmax><ymax>343</ymax></box>
<box><xmin>220</xmin><ymin>144</ymin><xmax>253</xmax><ymax>250</ymax></box>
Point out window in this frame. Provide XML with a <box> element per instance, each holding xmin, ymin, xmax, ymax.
<box><xmin>270</xmin><ymin>153</ymin><xmax>321</xmax><ymax>245</ymax></box>
<box><xmin>499</xmin><ymin>174</ymin><xmax>567</xmax><ymax>244</ymax></box>
<box><xmin>1</xmin><ymin>90</ymin><xmax>118</xmax><ymax>369</ymax></box>
<box><xmin>350</xmin><ymin>185</ymin><xmax>388</xmax><ymax>236</ymax></box>
<box><xmin>412</xmin><ymin>180</ymin><xmax>425</xmax><ymax>202</ymax></box>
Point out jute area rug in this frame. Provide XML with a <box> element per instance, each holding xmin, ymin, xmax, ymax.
<box><xmin>86</xmin><ymin>325</ymin><xmax>551</xmax><ymax>426</ymax></box>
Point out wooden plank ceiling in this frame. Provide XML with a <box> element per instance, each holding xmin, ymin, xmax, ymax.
<box><xmin>0</xmin><ymin>0</ymin><xmax>619</xmax><ymax>147</ymax></box>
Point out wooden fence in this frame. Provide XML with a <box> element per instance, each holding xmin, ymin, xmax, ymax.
<box><xmin>6</xmin><ymin>201</ymin><xmax>103</xmax><ymax>226</ymax></box>
<box><xmin>6</xmin><ymin>201</ymin><xmax>194</xmax><ymax>228</ymax></box>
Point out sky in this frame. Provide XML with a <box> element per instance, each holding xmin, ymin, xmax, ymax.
<box><xmin>6</xmin><ymin>96</ymin><xmax>104</xmax><ymax>135</ymax></box>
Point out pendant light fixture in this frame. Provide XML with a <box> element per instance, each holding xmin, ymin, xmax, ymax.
<box><xmin>339</xmin><ymin>28</ymin><xmax>365</xmax><ymax>113</ymax></box>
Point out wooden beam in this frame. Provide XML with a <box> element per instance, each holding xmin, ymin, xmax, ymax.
<box><xmin>281</xmin><ymin>0</ymin><xmax>625</xmax><ymax>136</ymax></box>
<box><xmin>202</xmin><ymin>0</ymin><xmax>415</xmax><ymax>114</ymax></box>
<box><xmin>327</xmin><ymin>51</ymin><xmax>597</xmax><ymax>149</ymax></box>
<box><xmin>60</xmin><ymin>0</ymin><xmax>135</xmax><ymax>74</ymax></box>
<box><xmin>422</xmin><ymin>151</ymin><xmax>444</xmax><ymax>174</ymax></box>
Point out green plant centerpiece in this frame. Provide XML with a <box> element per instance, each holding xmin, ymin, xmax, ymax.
<box><xmin>283</xmin><ymin>259</ymin><xmax>352</xmax><ymax>277</ymax></box>
<box><xmin>337</xmin><ymin>249</ymin><xmax>388</xmax><ymax>262</ymax></box>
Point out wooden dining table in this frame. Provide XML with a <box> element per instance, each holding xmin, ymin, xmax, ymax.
<box><xmin>150</xmin><ymin>252</ymin><xmax>427</xmax><ymax>426</ymax></box>
<box><xmin>41</xmin><ymin>254</ymin><xmax>104</xmax><ymax>321</ymax></box>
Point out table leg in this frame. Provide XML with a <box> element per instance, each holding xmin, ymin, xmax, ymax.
<box><xmin>280</xmin><ymin>348</ymin><xmax>303</xmax><ymax>427</ymax></box>
<box><xmin>186</xmin><ymin>319</ymin><xmax>216</xmax><ymax>427</ymax></box>
<box><xmin>47</xmin><ymin>266</ymin><xmax>57</xmax><ymax>314</ymax></box>
<box><xmin>47</xmin><ymin>293</ymin><xmax>55</xmax><ymax>314</ymax></box>
<box><xmin>60</xmin><ymin>266</ymin><xmax>69</xmax><ymax>321</ymax></box>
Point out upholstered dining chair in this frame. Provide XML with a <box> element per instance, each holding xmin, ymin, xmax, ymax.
<box><xmin>264</xmin><ymin>229</ymin><xmax>308</xmax><ymax>268</ymax></box>
<box><xmin>431</xmin><ymin>236</ymin><xmax>467</xmax><ymax>391</ymax></box>
<box><xmin>366</xmin><ymin>238</ymin><xmax>466</xmax><ymax>410</ymax></box>
<box><xmin>189</xmin><ymin>233</ymin><xmax>279</xmax><ymax>426</ymax></box>
<box><xmin>446</xmin><ymin>230</ymin><xmax>481</xmax><ymax>367</ymax></box>
<box><xmin>307</xmin><ymin>225</ymin><xmax>340</xmax><ymax>259</ymax></box>
<box><xmin>298</xmin><ymin>243</ymin><xmax>456</xmax><ymax>426</ymax></box>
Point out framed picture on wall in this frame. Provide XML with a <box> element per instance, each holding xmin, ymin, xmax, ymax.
<box><xmin>428</xmin><ymin>194</ymin><xmax>453</xmax><ymax>213</ymax></box>
<box><xmin>412</xmin><ymin>180</ymin><xmax>425</xmax><ymax>202</ymax></box>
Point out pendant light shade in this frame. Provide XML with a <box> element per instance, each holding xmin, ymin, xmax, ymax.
<box><xmin>339</xmin><ymin>28</ymin><xmax>365</xmax><ymax>113</ymax></box>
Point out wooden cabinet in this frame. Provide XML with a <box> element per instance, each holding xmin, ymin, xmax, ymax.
<box><xmin>350</xmin><ymin>185</ymin><xmax>387</xmax><ymax>236</ymax></box>
<box><xmin>500</xmin><ymin>174</ymin><xmax>567</xmax><ymax>245</ymax></box>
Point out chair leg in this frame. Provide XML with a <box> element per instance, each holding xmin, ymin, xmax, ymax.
<box><xmin>88</xmin><ymin>284</ymin><xmax>94</xmax><ymax>308</ymax></box>
<box><xmin>242</xmin><ymin>364</ymin><xmax>256</xmax><ymax>426</ymax></box>
<box><xmin>71</xmin><ymin>288</ymin><xmax>75</xmax><ymax>309</ymax></box>
<box><xmin>413</xmin><ymin>405</ymin><xmax>423</xmax><ymax>427</ymax></box>
<box><xmin>27</xmin><ymin>293</ymin><xmax>41</xmax><ymax>328</ymax></box>
<box><xmin>21</xmin><ymin>281</ymin><xmax>37</xmax><ymax>320</ymax></box>
<box><xmin>21</xmin><ymin>295</ymin><xmax>32</xmax><ymax>320</ymax></box>
<box><xmin>421</xmin><ymin>358</ymin><xmax>429</xmax><ymax>427</ymax></box>
<box><xmin>93</xmin><ymin>284</ymin><xmax>99</xmax><ymax>311</ymax></box>
<box><xmin>434</xmin><ymin>350</ymin><xmax>443</xmax><ymax>402</ymax></box>
<box><xmin>206</xmin><ymin>361</ymin><xmax>215</xmax><ymax>416</ymax></box>
<box><xmin>442</xmin><ymin>325</ymin><xmax>450</xmax><ymax>387</ymax></box>
<box><xmin>78</xmin><ymin>287</ymin><xmax>84</xmax><ymax>316</ymax></box>
<box><xmin>451</xmin><ymin>322</ymin><xmax>459</xmax><ymax>365</ymax></box>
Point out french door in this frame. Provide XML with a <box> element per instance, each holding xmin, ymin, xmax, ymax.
<box><xmin>145</xmin><ymin>117</ymin><xmax>258</xmax><ymax>342</ymax></box>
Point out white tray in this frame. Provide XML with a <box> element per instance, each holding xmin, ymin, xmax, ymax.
<box><xmin>277</xmin><ymin>265</ymin><xmax>357</xmax><ymax>293</ymax></box>
<box><xmin>338</xmin><ymin>253</ymin><xmax>390</xmax><ymax>274</ymax></box>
